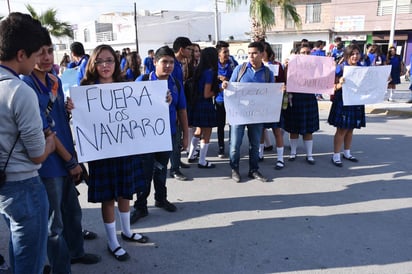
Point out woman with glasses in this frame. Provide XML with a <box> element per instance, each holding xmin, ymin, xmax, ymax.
<box><xmin>80</xmin><ymin>44</ymin><xmax>149</xmax><ymax>262</ymax></box>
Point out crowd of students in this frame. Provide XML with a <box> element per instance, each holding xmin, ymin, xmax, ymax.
<box><xmin>1</xmin><ymin>12</ymin><xmax>411</xmax><ymax>274</ymax></box>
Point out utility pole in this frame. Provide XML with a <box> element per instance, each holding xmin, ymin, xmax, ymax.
<box><xmin>7</xmin><ymin>0</ymin><xmax>11</xmax><ymax>14</ymax></box>
<box><xmin>389</xmin><ymin>0</ymin><xmax>398</xmax><ymax>47</ymax></box>
<box><xmin>214</xmin><ymin>0</ymin><xmax>220</xmax><ymax>43</ymax></box>
<box><xmin>134</xmin><ymin>2</ymin><xmax>139</xmax><ymax>53</ymax></box>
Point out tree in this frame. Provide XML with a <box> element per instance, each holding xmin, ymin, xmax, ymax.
<box><xmin>26</xmin><ymin>4</ymin><xmax>73</xmax><ymax>39</ymax></box>
<box><xmin>225</xmin><ymin>0</ymin><xmax>301</xmax><ymax>42</ymax></box>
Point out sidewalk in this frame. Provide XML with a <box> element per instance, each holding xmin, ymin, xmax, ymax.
<box><xmin>318</xmin><ymin>81</ymin><xmax>412</xmax><ymax>116</ymax></box>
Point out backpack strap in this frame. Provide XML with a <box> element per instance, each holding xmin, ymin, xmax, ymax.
<box><xmin>264</xmin><ymin>66</ymin><xmax>270</xmax><ymax>83</ymax></box>
<box><xmin>142</xmin><ymin>73</ymin><xmax>150</xmax><ymax>81</ymax></box>
<box><xmin>236</xmin><ymin>62</ymin><xmax>248</xmax><ymax>82</ymax></box>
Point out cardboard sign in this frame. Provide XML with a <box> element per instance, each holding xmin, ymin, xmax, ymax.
<box><xmin>224</xmin><ymin>82</ymin><xmax>284</xmax><ymax>125</ymax></box>
<box><xmin>70</xmin><ymin>80</ymin><xmax>172</xmax><ymax>162</ymax></box>
<box><xmin>287</xmin><ymin>55</ymin><xmax>335</xmax><ymax>94</ymax></box>
<box><xmin>342</xmin><ymin>65</ymin><xmax>391</xmax><ymax>105</ymax></box>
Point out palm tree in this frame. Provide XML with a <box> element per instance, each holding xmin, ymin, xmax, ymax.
<box><xmin>26</xmin><ymin>4</ymin><xmax>73</xmax><ymax>39</ymax></box>
<box><xmin>225</xmin><ymin>0</ymin><xmax>301</xmax><ymax>42</ymax></box>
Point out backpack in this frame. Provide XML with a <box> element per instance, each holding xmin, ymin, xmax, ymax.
<box><xmin>236</xmin><ymin>62</ymin><xmax>271</xmax><ymax>83</ymax></box>
<box><xmin>141</xmin><ymin>73</ymin><xmax>181</xmax><ymax>92</ymax></box>
<box><xmin>183</xmin><ymin>77</ymin><xmax>199</xmax><ymax>107</ymax></box>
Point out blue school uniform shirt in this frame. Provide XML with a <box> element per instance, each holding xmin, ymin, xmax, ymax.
<box><xmin>310</xmin><ymin>49</ymin><xmax>326</xmax><ymax>56</ymax></box>
<box><xmin>136</xmin><ymin>73</ymin><xmax>186</xmax><ymax>135</ymax></box>
<box><xmin>22</xmin><ymin>73</ymin><xmax>75</xmax><ymax>178</ymax></box>
<box><xmin>172</xmin><ymin>58</ymin><xmax>184</xmax><ymax>87</ymax></box>
<box><xmin>76</xmin><ymin>55</ymin><xmax>89</xmax><ymax>85</ymax></box>
<box><xmin>216</xmin><ymin>58</ymin><xmax>238</xmax><ymax>103</ymax></box>
<box><xmin>143</xmin><ymin>56</ymin><xmax>155</xmax><ymax>74</ymax></box>
<box><xmin>230</xmin><ymin>62</ymin><xmax>275</xmax><ymax>83</ymax></box>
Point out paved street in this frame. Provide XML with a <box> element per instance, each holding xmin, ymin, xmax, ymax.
<box><xmin>1</xmin><ymin>82</ymin><xmax>412</xmax><ymax>274</ymax></box>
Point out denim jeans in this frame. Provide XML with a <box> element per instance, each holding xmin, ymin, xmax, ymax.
<box><xmin>42</xmin><ymin>176</ymin><xmax>84</xmax><ymax>274</ymax></box>
<box><xmin>0</xmin><ymin>176</ymin><xmax>49</xmax><ymax>274</ymax></box>
<box><xmin>169</xmin><ymin>128</ymin><xmax>181</xmax><ymax>173</ymax></box>
<box><xmin>134</xmin><ymin>151</ymin><xmax>172</xmax><ymax>210</ymax></box>
<box><xmin>229</xmin><ymin>123</ymin><xmax>263</xmax><ymax>172</ymax></box>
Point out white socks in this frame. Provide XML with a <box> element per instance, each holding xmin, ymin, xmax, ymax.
<box><xmin>343</xmin><ymin>149</ymin><xmax>351</xmax><ymax>158</ymax></box>
<box><xmin>120</xmin><ymin>211</ymin><xmax>143</xmax><ymax>241</ymax></box>
<box><xmin>104</xmin><ymin>222</ymin><xmax>125</xmax><ymax>256</ymax></box>
<box><xmin>276</xmin><ymin>147</ymin><xmax>284</xmax><ymax>162</ymax></box>
<box><xmin>304</xmin><ymin>140</ymin><xmax>314</xmax><ymax>160</ymax></box>
<box><xmin>198</xmin><ymin>143</ymin><xmax>209</xmax><ymax>166</ymax></box>
<box><xmin>290</xmin><ymin>138</ymin><xmax>298</xmax><ymax>155</ymax></box>
<box><xmin>188</xmin><ymin>136</ymin><xmax>200</xmax><ymax>159</ymax></box>
<box><xmin>333</xmin><ymin>153</ymin><xmax>341</xmax><ymax>162</ymax></box>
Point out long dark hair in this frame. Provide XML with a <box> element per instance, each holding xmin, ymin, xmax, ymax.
<box><xmin>124</xmin><ymin>51</ymin><xmax>141</xmax><ymax>80</ymax></box>
<box><xmin>193</xmin><ymin>47</ymin><xmax>219</xmax><ymax>94</ymax></box>
<box><xmin>80</xmin><ymin>44</ymin><xmax>122</xmax><ymax>85</ymax></box>
<box><xmin>343</xmin><ymin>44</ymin><xmax>361</xmax><ymax>62</ymax></box>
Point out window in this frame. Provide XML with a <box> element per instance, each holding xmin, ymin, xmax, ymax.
<box><xmin>83</xmin><ymin>28</ymin><xmax>90</xmax><ymax>43</ymax></box>
<box><xmin>285</xmin><ymin>12</ymin><xmax>295</xmax><ymax>29</ymax></box>
<box><xmin>306</xmin><ymin>3</ymin><xmax>321</xmax><ymax>23</ymax></box>
<box><xmin>271</xmin><ymin>44</ymin><xmax>282</xmax><ymax>62</ymax></box>
<box><xmin>377</xmin><ymin>0</ymin><xmax>412</xmax><ymax>16</ymax></box>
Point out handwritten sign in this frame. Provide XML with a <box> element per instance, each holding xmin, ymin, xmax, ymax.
<box><xmin>342</xmin><ymin>65</ymin><xmax>391</xmax><ymax>106</ymax></box>
<box><xmin>287</xmin><ymin>55</ymin><xmax>335</xmax><ymax>94</ymax></box>
<box><xmin>70</xmin><ymin>81</ymin><xmax>172</xmax><ymax>162</ymax></box>
<box><xmin>60</xmin><ymin>68</ymin><xmax>78</xmax><ymax>98</ymax></box>
<box><xmin>267</xmin><ymin>64</ymin><xmax>279</xmax><ymax>77</ymax></box>
<box><xmin>224</xmin><ymin>82</ymin><xmax>283</xmax><ymax>125</ymax></box>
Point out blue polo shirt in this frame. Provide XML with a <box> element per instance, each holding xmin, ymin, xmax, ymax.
<box><xmin>22</xmin><ymin>73</ymin><xmax>75</xmax><ymax>177</ymax></box>
<box><xmin>230</xmin><ymin>62</ymin><xmax>274</xmax><ymax>83</ymax></box>
<box><xmin>76</xmin><ymin>55</ymin><xmax>89</xmax><ymax>85</ymax></box>
<box><xmin>216</xmin><ymin>58</ymin><xmax>238</xmax><ymax>103</ymax></box>
<box><xmin>143</xmin><ymin>56</ymin><xmax>155</xmax><ymax>74</ymax></box>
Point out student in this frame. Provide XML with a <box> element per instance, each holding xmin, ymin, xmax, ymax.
<box><xmin>70</xmin><ymin>41</ymin><xmax>89</xmax><ymax>85</ymax></box>
<box><xmin>143</xmin><ymin>49</ymin><xmax>155</xmax><ymax>74</ymax></box>
<box><xmin>131</xmin><ymin>46</ymin><xmax>181</xmax><ymax>224</ymax></box>
<box><xmin>22</xmin><ymin>28</ymin><xmax>101</xmax><ymax>272</ymax></box>
<box><xmin>170</xmin><ymin>37</ymin><xmax>191</xmax><ymax>181</ymax></box>
<box><xmin>284</xmin><ymin>45</ymin><xmax>319</xmax><ymax>165</ymax></box>
<box><xmin>222</xmin><ymin>42</ymin><xmax>274</xmax><ymax>183</ymax></box>
<box><xmin>215</xmin><ymin>41</ymin><xmax>238</xmax><ymax>158</ymax></box>
<box><xmin>328</xmin><ymin>44</ymin><xmax>366</xmax><ymax>167</ymax></box>
<box><xmin>80</xmin><ymin>44</ymin><xmax>149</xmax><ymax>261</ymax></box>
<box><xmin>0</xmin><ymin>13</ymin><xmax>56</xmax><ymax>274</ymax></box>
<box><xmin>187</xmin><ymin>47</ymin><xmax>219</xmax><ymax>168</ymax></box>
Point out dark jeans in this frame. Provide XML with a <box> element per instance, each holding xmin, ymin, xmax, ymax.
<box><xmin>133</xmin><ymin>151</ymin><xmax>172</xmax><ymax>211</ymax></box>
<box><xmin>216</xmin><ymin>102</ymin><xmax>226</xmax><ymax>149</ymax></box>
<box><xmin>169</xmin><ymin>129</ymin><xmax>181</xmax><ymax>173</ymax></box>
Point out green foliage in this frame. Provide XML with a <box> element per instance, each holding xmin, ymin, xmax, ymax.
<box><xmin>26</xmin><ymin>4</ymin><xmax>73</xmax><ymax>39</ymax></box>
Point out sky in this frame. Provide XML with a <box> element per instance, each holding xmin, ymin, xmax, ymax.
<box><xmin>2</xmin><ymin>0</ymin><xmax>250</xmax><ymax>39</ymax></box>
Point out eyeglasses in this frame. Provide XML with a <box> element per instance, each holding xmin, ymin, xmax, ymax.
<box><xmin>95</xmin><ymin>59</ymin><xmax>115</xmax><ymax>66</ymax></box>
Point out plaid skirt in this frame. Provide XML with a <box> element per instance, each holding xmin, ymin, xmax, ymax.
<box><xmin>189</xmin><ymin>98</ymin><xmax>217</xmax><ymax>128</ymax></box>
<box><xmin>284</xmin><ymin>93</ymin><xmax>319</xmax><ymax>134</ymax></box>
<box><xmin>87</xmin><ymin>154</ymin><xmax>146</xmax><ymax>203</ymax></box>
<box><xmin>328</xmin><ymin>89</ymin><xmax>365</xmax><ymax>129</ymax></box>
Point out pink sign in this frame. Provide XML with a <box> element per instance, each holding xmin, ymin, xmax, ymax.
<box><xmin>286</xmin><ymin>55</ymin><xmax>335</xmax><ymax>94</ymax></box>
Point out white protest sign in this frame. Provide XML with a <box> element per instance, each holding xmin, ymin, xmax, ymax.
<box><xmin>224</xmin><ymin>82</ymin><xmax>283</xmax><ymax>125</ymax></box>
<box><xmin>267</xmin><ymin>64</ymin><xmax>279</xmax><ymax>77</ymax></box>
<box><xmin>70</xmin><ymin>80</ymin><xmax>172</xmax><ymax>162</ymax></box>
<box><xmin>342</xmin><ymin>65</ymin><xmax>391</xmax><ymax>106</ymax></box>
<box><xmin>287</xmin><ymin>55</ymin><xmax>335</xmax><ymax>94</ymax></box>
<box><xmin>60</xmin><ymin>68</ymin><xmax>78</xmax><ymax>98</ymax></box>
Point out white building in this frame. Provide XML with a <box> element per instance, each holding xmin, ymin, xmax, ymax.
<box><xmin>61</xmin><ymin>10</ymin><xmax>217</xmax><ymax>57</ymax></box>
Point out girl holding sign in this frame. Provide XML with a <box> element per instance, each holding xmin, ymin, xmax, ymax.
<box><xmin>328</xmin><ymin>44</ymin><xmax>365</xmax><ymax>167</ymax></box>
<box><xmin>80</xmin><ymin>44</ymin><xmax>149</xmax><ymax>261</ymax></box>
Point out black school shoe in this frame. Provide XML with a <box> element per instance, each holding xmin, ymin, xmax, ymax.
<box><xmin>130</xmin><ymin>208</ymin><xmax>149</xmax><ymax>224</ymax></box>
<box><xmin>155</xmin><ymin>200</ymin><xmax>177</xmax><ymax>212</ymax></box>
<box><xmin>71</xmin><ymin>253</ymin><xmax>101</xmax><ymax>264</ymax></box>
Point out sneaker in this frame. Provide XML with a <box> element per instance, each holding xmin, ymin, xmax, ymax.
<box><xmin>231</xmin><ymin>169</ymin><xmax>241</xmax><ymax>183</ymax></box>
<box><xmin>170</xmin><ymin>170</ymin><xmax>187</xmax><ymax>181</ymax></box>
<box><xmin>218</xmin><ymin>147</ymin><xmax>225</xmax><ymax>158</ymax></box>
<box><xmin>155</xmin><ymin>200</ymin><xmax>177</xmax><ymax>212</ymax></box>
<box><xmin>130</xmin><ymin>208</ymin><xmax>149</xmax><ymax>224</ymax></box>
<box><xmin>248</xmin><ymin>170</ymin><xmax>268</xmax><ymax>182</ymax></box>
<box><xmin>71</xmin><ymin>253</ymin><xmax>101</xmax><ymax>264</ymax></box>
